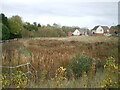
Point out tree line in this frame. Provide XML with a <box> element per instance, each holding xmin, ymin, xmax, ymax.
<box><xmin>0</xmin><ymin>13</ymin><xmax>86</xmax><ymax>40</ymax></box>
<box><xmin>0</xmin><ymin>13</ymin><xmax>119</xmax><ymax>40</ymax></box>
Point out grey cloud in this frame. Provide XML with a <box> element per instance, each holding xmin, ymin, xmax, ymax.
<box><xmin>2</xmin><ymin>2</ymin><xmax>117</xmax><ymax>17</ymax></box>
<box><xmin>1</xmin><ymin>1</ymin><xmax>118</xmax><ymax>28</ymax></box>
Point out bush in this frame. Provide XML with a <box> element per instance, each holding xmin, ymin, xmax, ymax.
<box><xmin>66</xmin><ymin>53</ymin><xmax>93</xmax><ymax>79</ymax></box>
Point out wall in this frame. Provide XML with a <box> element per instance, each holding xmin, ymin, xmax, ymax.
<box><xmin>72</xmin><ymin>29</ymin><xmax>80</xmax><ymax>36</ymax></box>
<box><xmin>96</xmin><ymin>26</ymin><xmax>104</xmax><ymax>34</ymax></box>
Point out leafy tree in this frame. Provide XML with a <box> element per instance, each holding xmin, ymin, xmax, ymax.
<box><xmin>0</xmin><ymin>23</ymin><xmax>2</xmax><ymax>40</ymax></box>
<box><xmin>62</xmin><ymin>26</ymin><xmax>75</xmax><ymax>35</ymax></box>
<box><xmin>33</xmin><ymin>22</ymin><xmax>37</xmax><ymax>26</ymax></box>
<box><xmin>0</xmin><ymin>23</ymin><xmax>10</xmax><ymax>40</ymax></box>
<box><xmin>8</xmin><ymin>15</ymin><xmax>23</xmax><ymax>35</ymax></box>
<box><xmin>0</xmin><ymin>13</ymin><xmax>10</xmax><ymax>40</ymax></box>
<box><xmin>53</xmin><ymin>23</ymin><xmax>61</xmax><ymax>28</ymax></box>
<box><xmin>0</xmin><ymin>13</ymin><xmax>9</xmax><ymax>27</ymax></box>
<box><xmin>109</xmin><ymin>25</ymin><xmax>120</xmax><ymax>34</ymax></box>
<box><xmin>38</xmin><ymin>23</ymin><xmax>41</xmax><ymax>27</ymax></box>
<box><xmin>24</xmin><ymin>22</ymin><xmax>38</xmax><ymax>31</ymax></box>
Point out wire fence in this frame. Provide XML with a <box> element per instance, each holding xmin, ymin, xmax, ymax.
<box><xmin>0</xmin><ymin>62</ymin><xmax>38</xmax><ymax>83</ymax></box>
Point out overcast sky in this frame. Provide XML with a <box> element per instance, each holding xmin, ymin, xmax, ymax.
<box><xmin>1</xmin><ymin>0</ymin><xmax>119</xmax><ymax>29</ymax></box>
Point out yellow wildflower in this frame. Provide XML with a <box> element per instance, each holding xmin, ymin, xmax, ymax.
<box><xmin>114</xmin><ymin>66</ymin><xmax>118</xmax><ymax>69</ymax></box>
<box><xmin>16</xmin><ymin>86</ymin><xmax>20</xmax><ymax>88</ymax></box>
<box><xmin>104</xmin><ymin>65</ymin><xmax>106</xmax><ymax>68</ymax></box>
<box><xmin>110</xmin><ymin>80</ymin><xmax>112</xmax><ymax>83</ymax></box>
<box><xmin>101</xmin><ymin>85</ymin><xmax>105</xmax><ymax>88</ymax></box>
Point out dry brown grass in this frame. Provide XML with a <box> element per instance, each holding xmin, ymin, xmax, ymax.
<box><xmin>2</xmin><ymin>36</ymin><xmax>118</xmax><ymax>79</ymax></box>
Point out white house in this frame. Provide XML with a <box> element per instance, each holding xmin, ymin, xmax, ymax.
<box><xmin>72</xmin><ymin>29</ymin><xmax>80</xmax><ymax>36</ymax></box>
<box><xmin>91</xmin><ymin>25</ymin><xmax>109</xmax><ymax>36</ymax></box>
<box><xmin>72</xmin><ymin>29</ymin><xmax>88</xmax><ymax>36</ymax></box>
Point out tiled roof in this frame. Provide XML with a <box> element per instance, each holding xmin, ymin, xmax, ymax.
<box><xmin>91</xmin><ymin>25</ymin><xmax>109</xmax><ymax>32</ymax></box>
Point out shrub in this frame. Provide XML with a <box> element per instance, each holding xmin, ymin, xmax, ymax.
<box><xmin>66</xmin><ymin>53</ymin><xmax>93</xmax><ymax>79</ymax></box>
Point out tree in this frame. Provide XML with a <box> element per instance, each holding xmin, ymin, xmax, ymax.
<box><xmin>53</xmin><ymin>23</ymin><xmax>61</xmax><ymax>28</ymax></box>
<box><xmin>8</xmin><ymin>15</ymin><xmax>23</xmax><ymax>35</ymax></box>
<box><xmin>0</xmin><ymin>23</ymin><xmax>10</xmax><ymax>40</ymax></box>
<box><xmin>33</xmin><ymin>22</ymin><xmax>37</xmax><ymax>26</ymax></box>
<box><xmin>0</xmin><ymin>13</ymin><xmax>9</xmax><ymax>27</ymax></box>
<box><xmin>23</xmin><ymin>22</ymin><xmax>38</xmax><ymax>31</ymax></box>
<box><xmin>0</xmin><ymin>13</ymin><xmax>10</xmax><ymax>40</ymax></box>
<box><xmin>109</xmin><ymin>25</ymin><xmax>120</xmax><ymax>34</ymax></box>
<box><xmin>38</xmin><ymin>23</ymin><xmax>41</xmax><ymax>27</ymax></box>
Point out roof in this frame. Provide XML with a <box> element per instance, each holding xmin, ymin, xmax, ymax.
<box><xmin>101</xmin><ymin>26</ymin><xmax>109</xmax><ymax>32</ymax></box>
<box><xmin>91</xmin><ymin>25</ymin><xmax>109</xmax><ymax>32</ymax></box>
<box><xmin>92</xmin><ymin>26</ymin><xmax>99</xmax><ymax>30</ymax></box>
<box><xmin>78</xmin><ymin>29</ymin><xmax>86</xmax><ymax>33</ymax></box>
<box><xmin>74</xmin><ymin>29</ymin><xmax>87</xmax><ymax>33</ymax></box>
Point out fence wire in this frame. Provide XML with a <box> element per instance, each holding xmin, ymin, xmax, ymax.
<box><xmin>0</xmin><ymin>62</ymin><xmax>38</xmax><ymax>83</ymax></box>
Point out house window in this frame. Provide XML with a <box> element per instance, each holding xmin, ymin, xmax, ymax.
<box><xmin>100</xmin><ymin>29</ymin><xmax>102</xmax><ymax>31</ymax></box>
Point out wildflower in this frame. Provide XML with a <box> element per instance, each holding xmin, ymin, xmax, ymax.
<box><xmin>104</xmin><ymin>65</ymin><xmax>106</xmax><ymax>68</ymax></box>
<box><xmin>16</xmin><ymin>86</ymin><xmax>20</xmax><ymax>88</ymax></box>
<box><xmin>114</xmin><ymin>66</ymin><xmax>118</xmax><ymax>70</ymax></box>
<box><xmin>101</xmin><ymin>85</ymin><xmax>105</xmax><ymax>88</ymax></box>
<box><xmin>60</xmin><ymin>67</ymin><xmax>66</xmax><ymax>71</ymax></box>
<box><xmin>109</xmin><ymin>80</ymin><xmax>112</xmax><ymax>83</ymax></box>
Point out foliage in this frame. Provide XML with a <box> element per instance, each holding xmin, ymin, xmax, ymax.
<box><xmin>1</xmin><ymin>23</ymin><xmax>10</xmax><ymax>40</ymax></box>
<box><xmin>52</xmin><ymin>67</ymin><xmax>67</xmax><ymax>87</ymax></box>
<box><xmin>66</xmin><ymin>53</ymin><xmax>93</xmax><ymax>79</ymax></box>
<box><xmin>39</xmin><ymin>70</ymin><xmax>48</xmax><ymax>83</ymax></box>
<box><xmin>109</xmin><ymin>25</ymin><xmax>120</xmax><ymax>35</ymax></box>
<box><xmin>9</xmin><ymin>33</ymin><xmax>22</xmax><ymax>39</ymax></box>
<box><xmin>0</xmin><ymin>23</ymin><xmax>1</xmax><ymax>40</ymax></box>
<box><xmin>23</xmin><ymin>22</ymin><xmax>38</xmax><ymax>31</ymax></box>
<box><xmin>37</xmin><ymin>27</ymin><xmax>66</xmax><ymax>37</ymax></box>
<box><xmin>0</xmin><ymin>13</ymin><xmax>92</xmax><ymax>39</ymax></box>
<box><xmin>8</xmin><ymin>15</ymin><xmax>23</xmax><ymax>35</ymax></box>
<box><xmin>1</xmin><ymin>71</ymin><xmax>29</xmax><ymax>88</ymax></box>
<box><xmin>62</xmin><ymin>26</ymin><xmax>76</xmax><ymax>35</ymax></box>
<box><xmin>21</xmin><ymin>29</ymin><xmax>35</xmax><ymax>38</ymax></box>
<box><xmin>0</xmin><ymin>13</ymin><xmax>9</xmax><ymax>27</ymax></box>
<box><xmin>38</xmin><ymin>23</ymin><xmax>41</xmax><ymax>27</ymax></box>
<box><xmin>101</xmin><ymin>57</ymin><xmax>119</xmax><ymax>88</ymax></box>
<box><xmin>0</xmin><ymin>13</ymin><xmax>10</xmax><ymax>40</ymax></box>
<box><xmin>53</xmin><ymin>23</ymin><xmax>61</xmax><ymax>28</ymax></box>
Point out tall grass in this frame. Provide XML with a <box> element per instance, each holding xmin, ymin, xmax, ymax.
<box><xmin>1</xmin><ymin>36</ymin><xmax>118</xmax><ymax>88</ymax></box>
